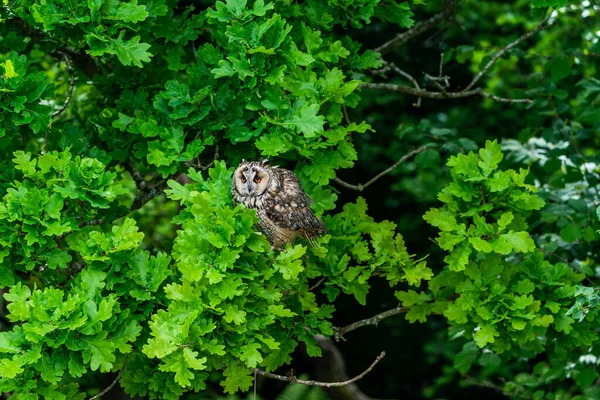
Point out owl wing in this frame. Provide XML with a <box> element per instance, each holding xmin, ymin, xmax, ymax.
<box><xmin>264</xmin><ymin>169</ymin><xmax>327</xmax><ymax>243</ymax></box>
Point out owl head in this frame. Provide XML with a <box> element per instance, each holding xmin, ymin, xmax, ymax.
<box><xmin>233</xmin><ymin>159</ymin><xmax>272</xmax><ymax>197</ymax></box>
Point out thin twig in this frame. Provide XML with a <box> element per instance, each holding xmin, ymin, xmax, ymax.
<box><xmin>462</xmin><ymin>12</ymin><xmax>555</xmax><ymax>92</ymax></box>
<box><xmin>55</xmin><ymin>175</ymin><xmax>178</xmax><ymax>242</ymax></box>
<box><xmin>185</xmin><ymin>143</ymin><xmax>220</xmax><ymax>170</ymax></box>
<box><xmin>479</xmin><ymin>92</ymin><xmax>532</xmax><ymax>103</ymax></box>
<box><xmin>375</xmin><ymin>0</ymin><xmax>459</xmax><ymax>54</ymax></box>
<box><xmin>51</xmin><ymin>53</ymin><xmax>75</xmax><ymax>118</ymax></box>
<box><xmin>366</xmin><ymin>14</ymin><xmax>558</xmax><ymax>105</ymax></box>
<box><xmin>89</xmin><ymin>363</ymin><xmax>125</xmax><ymax>400</ymax></box>
<box><xmin>254</xmin><ymin>368</ymin><xmax>257</xmax><ymax>400</ymax></box>
<box><xmin>254</xmin><ymin>351</ymin><xmax>386</xmax><ymax>387</ymax></box>
<box><xmin>80</xmin><ymin>218</ymin><xmax>104</xmax><ymax>227</ymax></box>
<box><xmin>342</xmin><ymin>105</ymin><xmax>351</xmax><ymax>126</ymax></box>
<box><xmin>424</xmin><ymin>53</ymin><xmax>451</xmax><ymax>92</ymax></box>
<box><xmin>383</xmin><ymin>60</ymin><xmax>422</xmax><ymax>107</ymax></box>
<box><xmin>334</xmin><ymin>307</ymin><xmax>409</xmax><ymax>341</ymax></box>
<box><xmin>360</xmin><ymin>83</ymin><xmax>532</xmax><ymax>103</ymax></box>
<box><xmin>424</xmin><ymin>73</ymin><xmax>449</xmax><ymax>92</ymax></box>
<box><xmin>308</xmin><ymin>277</ymin><xmax>326</xmax><ymax>292</ymax></box>
<box><xmin>334</xmin><ymin>144</ymin><xmax>435</xmax><ymax>192</ymax></box>
<box><xmin>464</xmin><ymin>376</ymin><xmax>530</xmax><ymax>400</ymax></box>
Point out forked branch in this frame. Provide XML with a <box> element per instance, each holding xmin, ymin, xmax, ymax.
<box><xmin>366</xmin><ymin>12</ymin><xmax>557</xmax><ymax>105</ymax></box>
<box><xmin>334</xmin><ymin>144</ymin><xmax>436</xmax><ymax>192</ymax></box>
<box><xmin>253</xmin><ymin>351</ymin><xmax>386</xmax><ymax>387</ymax></box>
<box><xmin>379</xmin><ymin>60</ymin><xmax>423</xmax><ymax>107</ymax></box>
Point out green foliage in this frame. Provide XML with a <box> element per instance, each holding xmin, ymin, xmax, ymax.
<box><xmin>423</xmin><ymin>142</ymin><xmax>589</xmax><ymax>353</ymax></box>
<box><xmin>1</xmin><ymin>0</ymin><xmax>600</xmax><ymax>399</ymax></box>
<box><xmin>0</xmin><ymin>51</ymin><xmax>51</xmax><ymax>138</ymax></box>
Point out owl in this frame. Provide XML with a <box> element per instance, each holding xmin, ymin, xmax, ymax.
<box><xmin>232</xmin><ymin>159</ymin><xmax>327</xmax><ymax>248</ymax></box>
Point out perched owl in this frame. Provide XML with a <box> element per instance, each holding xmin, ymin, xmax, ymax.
<box><xmin>232</xmin><ymin>159</ymin><xmax>327</xmax><ymax>248</ymax></box>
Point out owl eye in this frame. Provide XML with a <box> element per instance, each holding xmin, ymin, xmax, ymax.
<box><xmin>254</xmin><ymin>177</ymin><xmax>262</xmax><ymax>183</ymax></box>
<box><xmin>241</xmin><ymin>177</ymin><xmax>247</xmax><ymax>183</ymax></box>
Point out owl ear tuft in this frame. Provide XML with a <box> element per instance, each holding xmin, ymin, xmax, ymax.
<box><xmin>261</xmin><ymin>159</ymin><xmax>270</xmax><ymax>167</ymax></box>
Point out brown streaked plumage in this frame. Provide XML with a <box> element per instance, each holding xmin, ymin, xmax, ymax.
<box><xmin>231</xmin><ymin>159</ymin><xmax>327</xmax><ymax>248</ymax></box>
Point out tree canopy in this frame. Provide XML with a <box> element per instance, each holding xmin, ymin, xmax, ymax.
<box><xmin>1</xmin><ymin>0</ymin><xmax>599</xmax><ymax>399</ymax></box>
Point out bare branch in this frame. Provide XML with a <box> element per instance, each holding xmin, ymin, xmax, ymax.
<box><xmin>366</xmin><ymin>13</ymin><xmax>559</xmax><ymax>106</ymax></box>
<box><xmin>334</xmin><ymin>307</ymin><xmax>409</xmax><ymax>341</ymax></box>
<box><xmin>254</xmin><ymin>351</ymin><xmax>386</xmax><ymax>387</ymax></box>
<box><xmin>360</xmin><ymin>81</ymin><xmax>476</xmax><ymax>98</ymax></box>
<box><xmin>479</xmin><ymin>92</ymin><xmax>532</xmax><ymax>103</ymax></box>
<box><xmin>334</xmin><ymin>144</ymin><xmax>436</xmax><ymax>192</ymax></box>
<box><xmin>384</xmin><ymin>61</ymin><xmax>422</xmax><ymax>107</ymax></box>
<box><xmin>424</xmin><ymin>53</ymin><xmax>451</xmax><ymax>92</ymax></box>
<box><xmin>51</xmin><ymin>53</ymin><xmax>75</xmax><ymax>118</ymax></box>
<box><xmin>89</xmin><ymin>363</ymin><xmax>125</xmax><ymax>400</ymax></box>
<box><xmin>375</xmin><ymin>0</ymin><xmax>459</xmax><ymax>54</ymax></box>
<box><xmin>360</xmin><ymin>83</ymin><xmax>532</xmax><ymax>104</ymax></box>
<box><xmin>424</xmin><ymin>73</ymin><xmax>450</xmax><ymax>92</ymax></box>
<box><xmin>462</xmin><ymin>12</ymin><xmax>555</xmax><ymax>92</ymax></box>
<box><xmin>308</xmin><ymin>277</ymin><xmax>326</xmax><ymax>292</ymax></box>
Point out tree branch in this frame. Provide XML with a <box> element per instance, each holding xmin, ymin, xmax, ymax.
<box><xmin>334</xmin><ymin>307</ymin><xmax>409</xmax><ymax>341</ymax></box>
<box><xmin>479</xmin><ymin>92</ymin><xmax>532</xmax><ymax>103</ymax></box>
<box><xmin>124</xmin><ymin>162</ymin><xmax>148</xmax><ymax>191</ymax></box>
<box><xmin>89</xmin><ymin>363</ymin><xmax>125</xmax><ymax>400</ymax></box>
<box><xmin>185</xmin><ymin>143</ymin><xmax>220</xmax><ymax>170</ymax></box>
<box><xmin>464</xmin><ymin>376</ymin><xmax>530</xmax><ymax>400</ymax></box>
<box><xmin>334</xmin><ymin>144</ymin><xmax>436</xmax><ymax>192</ymax></box>
<box><xmin>51</xmin><ymin>53</ymin><xmax>75</xmax><ymax>118</ymax></box>
<box><xmin>56</xmin><ymin>176</ymin><xmax>174</xmax><ymax>242</ymax></box>
<box><xmin>384</xmin><ymin>61</ymin><xmax>422</xmax><ymax>107</ymax></box>
<box><xmin>8</xmin><ymin>14</ymin><xmax>102</xmax><ymax>79</ymax></box>
<box><xmin>365</xmin><ymin>13</ymin><xmax>559</xmax><ymax>105</ymax></box>
<box><xmin>308</xmin><ymin>277</ymin><xmax>326</xmax><ymax>292</ymax></box>
<box><xmin>359</xmin><ymin>83</ymin><xmax>532</xmax><ymax>103</ymax></box>
<box><xmin>375</xmin><ymin>0</ymin><xmax>459</xmax><ymax>54</ymax></box>
<box><xmin>424</xmin><ymin>53</ymin><xmax>451</xmax><ymax>92</ymax></box>
<box><xmin>253</xmin><ymin>351</ymin><xmax>386</xmax><ymax>387</ymax></box>
<box><xmin>462</xmin><ymin>12</ymin><xmax>555</xmax><ymax>92</ymax></box>
<box><xmin>129</xmin><ymin>179</ymin><xmax>171</xmax><ymax>214</ymax></box>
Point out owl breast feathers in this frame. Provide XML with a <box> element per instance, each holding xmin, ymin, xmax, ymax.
<box><xmin>231</xmin><ymin>159</ymin><xmax>327</xmax><ymax>248</ymax></box>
